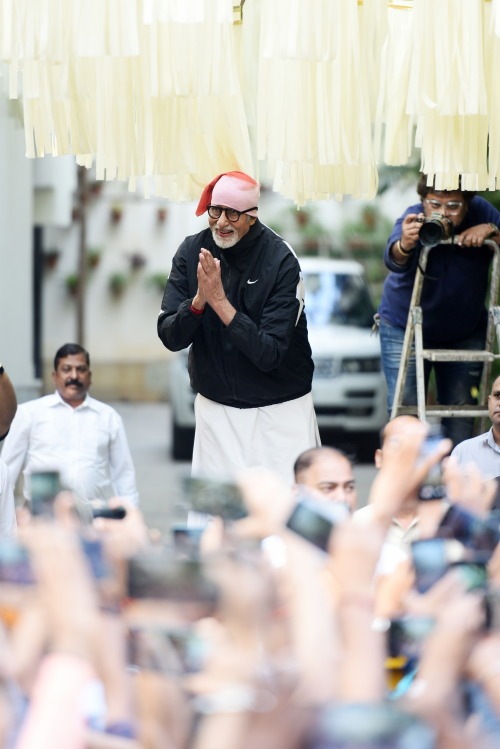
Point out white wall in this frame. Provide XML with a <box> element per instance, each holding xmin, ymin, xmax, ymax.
<box><xmin>42</xmin><ymin>180</ymin><xmax>207</xmax><ymax>399</ymax></box>
<box><xmin>0</xmin><ymin>99</ymin><xmax>38</xmax><ymax>402</ymax></box>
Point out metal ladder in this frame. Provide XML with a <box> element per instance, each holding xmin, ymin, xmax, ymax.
<box><xmin>391</xmin><ymin>239</ymin><xmax>500</xmax><ymax>429</ymax></box>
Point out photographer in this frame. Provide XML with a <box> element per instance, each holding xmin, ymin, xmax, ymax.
<box><xmin>378</xmin><ymin>174</ymin><xmax>500</xmax><ymax>446</ymax></box>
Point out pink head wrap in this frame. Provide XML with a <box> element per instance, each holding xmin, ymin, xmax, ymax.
<box><xmin>195</xmin><ymin>171</ymin><xmax>260</xmax><ymax>217</ymax></box>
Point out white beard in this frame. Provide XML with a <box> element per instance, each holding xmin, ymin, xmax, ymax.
<box><xmin>211</xmin><ymin>227</ymin><xmax>239</xmax><ymax>249</ymax></box>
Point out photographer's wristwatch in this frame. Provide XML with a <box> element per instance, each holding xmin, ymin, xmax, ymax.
<box><xmin>487</xmin><ymin>223</ymin><xmax>499</xmax><ymax>239</ymax></box>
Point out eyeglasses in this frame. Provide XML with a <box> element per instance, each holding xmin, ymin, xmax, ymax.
<box><xmin>207</xmin><ymin>205</ymin><xmax>257</xmax><ymax>223</ymax></box>
<box><xmin>424</xmin><ymin>198</ymin><xmax>464</xmax><ymax>214</ymax></box>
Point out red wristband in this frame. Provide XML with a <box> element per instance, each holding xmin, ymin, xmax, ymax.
<box><xmin>189</xmin><ymin>303</ymin><xmax>205</xmax><ymax>315</ymax></box>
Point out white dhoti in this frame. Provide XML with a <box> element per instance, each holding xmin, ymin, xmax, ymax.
<box><xmin>191</xmin><ymin>392</ymin><xmax>321</xmax><ymax>487</ymax></box>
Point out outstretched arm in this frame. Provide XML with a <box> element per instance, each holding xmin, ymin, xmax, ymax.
<box><xmin>0</xmin><ymin>367</ymin><xmax>17</xmax><ymax>439</ymax></box>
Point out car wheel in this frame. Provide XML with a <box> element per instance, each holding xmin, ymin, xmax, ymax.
<box><xmin>171</xmin><ymin>420</ymin><xmax>195</xmax><ymax>461</ymax></box>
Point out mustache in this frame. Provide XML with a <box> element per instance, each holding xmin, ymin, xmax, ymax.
<box><xmin>65</xmin><ymin>379</ymin><xmax>83</xmax><ymax>387</ymax></box>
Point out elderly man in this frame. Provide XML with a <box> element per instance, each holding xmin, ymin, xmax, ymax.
<box><xmin>1</xmin><ymin>343</ymin><xmax>139</xmax><ymax>509</ymax></box>
<box><xmin>158</xmin><ymin>170</ymin><xmax>319</xmax><ymax>484</ymax></box>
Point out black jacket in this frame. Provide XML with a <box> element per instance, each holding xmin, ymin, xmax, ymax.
<box><xmin>157</xmin><ymin>221</ymin><xmax>314</xmax><ymax>408</ymax></box>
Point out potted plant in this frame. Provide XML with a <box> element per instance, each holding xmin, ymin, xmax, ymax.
<box><xmin>128</xmin><ymin>252</ymin><xmax>147</xmax><ymax>271</ymax></box>
<box><xmin>65</xmin><ymin>273</ymin><xmax>80</xmax><ymax>297</ymax></box>
<box><xmin>43</xmin><ymin>248</ymin><xmax>60</xmax><ymax>270</ymax></box>
<box><xmin>157</xmin><ymin>206</ymin><xmax>168</xmax><ymax>224</ymax></box>
<box><xmin>87</xmin><ymin>247</ymin><xmax>102</xmax><ymax>270</ymax></box>
<box><xmin>108</xmin><ymin>272</ymin><xmax>128</xmax><ymax>298</ymax></box>
<box><xmin>147</xmin><ymin>272</ymin><xmax>169</xmax><ymax>294</ymax></box>
<box><xmin>110</xmin><ymin>204</ymin><xmax>123</xmax><ymax>224</ymax></box>
<box><xmin>88</xmin><ymin>180</ymin><xmax>103</xmax><ymax>197</ymax></box>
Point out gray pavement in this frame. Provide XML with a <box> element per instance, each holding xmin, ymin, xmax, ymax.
<box><xmin>111</xmin><ymin>401</ymin><xmax>191</xmax><ymax>538</ymax></box>
<box><xmin>112</xmin><ymin>402</ymin><xmax>377</xmax><ymax>536</ymax></box>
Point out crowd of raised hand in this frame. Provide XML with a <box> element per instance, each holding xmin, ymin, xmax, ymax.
<box><xmin>0</xmin><ymin>417</ymin><xmax>500</xmax><ymax>749</ymax></box>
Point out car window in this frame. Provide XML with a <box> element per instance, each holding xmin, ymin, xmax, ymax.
<box><xmin>303</xmin><ymin>270</ymin><xmax>375</xmax><ymax>328</ymax></box>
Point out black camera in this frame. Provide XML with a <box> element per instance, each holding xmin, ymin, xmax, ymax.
<box><xmin>418</xmin><ymin>212</ymin><xmax>454</xmax><ymax>247</ymax></box>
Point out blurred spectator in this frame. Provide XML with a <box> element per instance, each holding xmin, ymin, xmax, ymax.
<box><xmin>293</xmin><ymin>446</ymin><xmax>357</xmax><ymax>510</ymax></box>
<box><xmin>0</xmin><ymin>413</ymin><xmax>497</xmax><ymax>748</ymax></box>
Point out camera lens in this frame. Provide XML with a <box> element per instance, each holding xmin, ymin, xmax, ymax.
<box><xmin>419</xmin><ymin>221</ymin><xmax>443</xmax><ymax>246</ymax></box>
<box><xmin>418</xmin><ymin>214</ymin><xmax>453</xmax><ymax>247</ymax></box>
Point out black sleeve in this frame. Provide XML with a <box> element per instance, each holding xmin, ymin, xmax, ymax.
<box><xmin>157</xmin><ymin>239</ymin><xmax>204</xmax><ymax>352</ymax></box>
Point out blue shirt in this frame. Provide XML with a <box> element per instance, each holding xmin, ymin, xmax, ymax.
<box><xmin>378</xmin><ymin>196</ymin><xmax>500</xmax><ymax>344</ymax></box>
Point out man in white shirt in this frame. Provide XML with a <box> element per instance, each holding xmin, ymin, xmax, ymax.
<box><xmin>0</xmin><ymin>462</ymin><xmax>16</xmax><ymax>537</ymax></box>
<box><xmin>1</xmin><ymin>343</ymin><xmax>139</xmax><ymax>509</ymax></box>
<box><xmin>451</xmin><ymin>375</ymin><xmax>500</xmax><ymax>479</ymax></box>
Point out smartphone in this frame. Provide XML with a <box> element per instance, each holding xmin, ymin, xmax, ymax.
<box><xmin>171</xmin><ymin>523</ymin><xmax>203</xmax><ymax>555</ymax></box>
<box><xmin>485</xmin><ymin>590</ymin><xmax>500</xmax><ymax>631</ymax></box>
<box><xmin>386</xmin><ymin>615</ymin><xmax>436</xmax><ymax>660</ymax></box>
<box><xmin>411</xmin><ymin>538</ymin><xmax>452</xmax><ymax>593</ymax></box>
<box><xmin>126</xmin><ymin>547</ymin><xmax>218</xmax><ymax>604</ymax></box>
<box><xmin>0</xmin><ymin>539</ymin><xmax>36</xmax><ymax>586</ymax></box>
<box><xmin>29</xmin><ymin>469</ymin><xmax>61</xmax><ymax>517</ymax></box>
<box><xmin>411</xmin><ymin>537</ymin><xmax>488</xmax><ymax>593</ymax></box>
<box><xmin>309</xmin><ymin>702</ymin><xmax>436</xmax><ymax>748</ymax></box>
<box><xmin>285</xmin><ymin>493</ymin><xmax>349</xmax><ymax>552</ymax></box>
<box><xmin>79</xmin><ymin>536</ymin><xmax>112</xmax><ymax>581</ymax></box>
<box><xmin>182</xmin><ymin>477</ymin><xmax>247</xmax><ymax>521</ymax></box>
<box><xmin>91</xmin><ymin>506</ymin><xmax>127</xmax><ymax>520</ymax></box>
<box><xmin>0</xmin><ymin>536</ymin><xmax>111</xmax><ymax>586</ymax></box>
<box><xmin>436</xmin><ymin>503</ymin><xmax>500</xmax><ymax>556</ymax></box>
<box><xmin>418</xmin><ymin>427</ymin><xmax>447</xmax><ymax>501</ymax></box>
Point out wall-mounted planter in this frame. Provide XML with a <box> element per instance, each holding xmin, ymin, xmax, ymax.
<box><xmin>157</xmin><ymin>206</ymin><xmax>168</xmax><ymax>224</ymax></box>
<box><xmin>108</xmin><ymin>272</ymin><xmax>128</xmax><ymax>298</ymax></box>
<box><xmin>110</xmin><ymin>204</ymin><xmax>123</xmax><ymax>224</ymax></box>
<box><xmin>128</xmin><ymin>252</ymin><xmax>147</xmax><ymax>271</ymax></box>
<box><xmin>43</xmin><ymin>249</ymin><xmax>60</xmax><ymax>270</ymax></box>
<box><xmin>88</xmin><ymin>181</ymin><xmax>103</xmax><ymax>197</ymax></box>
<box><xmin>87</xmin><ymin>248</ymin><xmax>102</xmax><ymax>270</ymax></box>
<box><xmin>65</xmin><ymin>273</ymin><xmax>80</xmax><ymax>296</ymax></box>
<box><xmin>147</xmin><ymin>272</ymin><xmax>169</xmax><ymax>294</ymax></box>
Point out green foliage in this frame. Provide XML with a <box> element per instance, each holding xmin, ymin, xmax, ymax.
<box><xmin>64</xmin><ymin>273</ymin><xmax>80</xmax><ymax>295</ymax></box>
<box><xmin>477</xmin><ymin>190</ymin><xmax>500</xmax><ymax>211</ymax></box>
<box><xmin>147</xmin><ymin>272</ymin><xmax>169</xmax><ymax>293</ymax></box>
<box><xmin>108</xmin><ymin>272</ymin><xmax>128</xmax><ymax>296</ymax></box>
<box><xmin>339</xmin><ymin>204</ymin><xmax>393</xmax><ymax>303</ymax></box>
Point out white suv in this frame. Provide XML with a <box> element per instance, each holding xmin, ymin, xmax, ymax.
<box><xmin>169</xmin><ymin>256</ymin><xmax>387</xmax><ymax>460</ymax></box>
<box><xmin>300</xmin><ymin>256</ymin><xmax>387</xmax><ymax>457</ymax></box>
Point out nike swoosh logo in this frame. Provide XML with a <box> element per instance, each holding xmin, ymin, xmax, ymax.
<box><xmin>247</xmin><ymin>279</ymin><xmax>258</xmax><ymax>284</ymax></box>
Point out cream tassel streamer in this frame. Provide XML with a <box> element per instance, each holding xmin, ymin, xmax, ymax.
<box><xmin>0</xmin><ymin>0</ymin><xmax>254</xmax><ymax>201</ymax></box>
<box><xmin>373</xmin><ymin>3</ymin><xmax>414</xmax><ymax>166</ymax></box>
<box><xmin>410</xmin><ymin>0</ymin><xmax>489</xmax><ymax>188</ymax></box>
<box><xmin>257</xmin><ymin>0</ymin><xmax>378</xmax><ymax>205</ymax></box>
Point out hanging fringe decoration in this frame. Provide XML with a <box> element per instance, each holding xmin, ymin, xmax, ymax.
<box><xmin>256</xmin><ymin>0</ymin><xmax>379</xmax><ymax>205</ymax></box>
<box><xmin>1</xmin><ymin>0</ymin><xmax>500</xmax><ymax>203</ymax></box>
